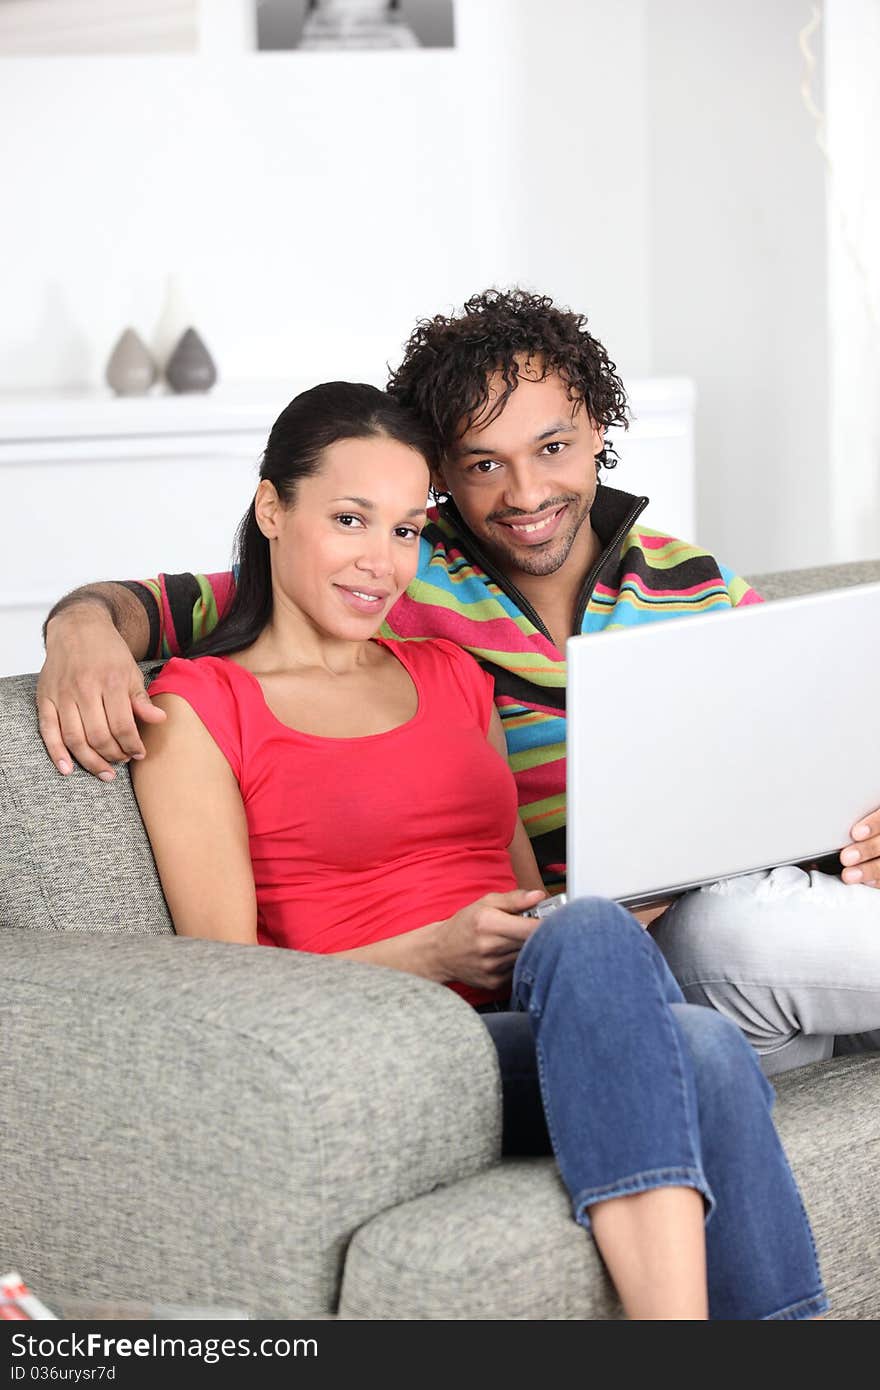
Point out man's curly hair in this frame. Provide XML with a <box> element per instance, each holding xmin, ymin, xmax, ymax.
<box><xmin>386</xmin><ymin>288</ymin><xmax>628</xmax><ymax>468</ymax></box>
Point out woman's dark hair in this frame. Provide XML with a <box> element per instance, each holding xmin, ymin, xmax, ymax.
<box><xmin>386</xmin><ymin>287</ymin><xmax>628</xmax><ymax>471</ymax></box>
<box><xmin>186</xmin><ymin>381</ymin><xmax>436</xmax><ymax>660</ymax></box>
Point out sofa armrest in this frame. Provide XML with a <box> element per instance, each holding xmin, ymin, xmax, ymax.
<box><xmin>0</xmin><ymin>930</ymin><xmax>501</xmax><ymax>1318</ymax></box>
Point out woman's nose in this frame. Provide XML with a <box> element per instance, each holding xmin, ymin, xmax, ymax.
<box><xmin>355</xmin><ymin>540</ymin><xmax>394</xmax><ymax>576</ymax></box>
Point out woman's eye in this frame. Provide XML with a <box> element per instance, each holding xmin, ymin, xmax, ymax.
<box><xmin>394</xmin><ymin>526</ymin><xmax>421</xmax><ymax>541</ymax></box>
<box><xmin>335</xmin><ymin>514</ymin><xmax>364</xmax><ymax>529</ymax></box>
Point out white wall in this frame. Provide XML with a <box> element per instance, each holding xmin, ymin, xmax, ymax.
<box><xmin>0</xmin><ymin>0</ymin><xmax>652</xmax><ymax>395</ymax></box>
<box><xmin>646</xmin><ymin>0</ymin><xmax>830</xmax><ymax>574</ymax></box>
<box><xmin>482</xmin><ymin>0</ymin><xmax>652</xmax><ymax>382</ymax></box>
<box><xmin>825</xmin><ymin>0</ymin><xmax>880</xmax><ymax>563</ymax></box>
<box><xmin>2</xmin><ymin>0</ymin><xmax>866</xmax><ymax>576</ymax></box>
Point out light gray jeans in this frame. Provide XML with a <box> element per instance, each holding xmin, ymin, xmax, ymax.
<box><xmin>651</xmin><ymin>866</ymin><xmax>880</xmax><ymax>1076</ymax></box>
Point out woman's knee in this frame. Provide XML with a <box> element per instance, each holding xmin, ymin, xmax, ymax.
<box><xmin>521</xmin><ymin>896</ymin><xmax>642</xmax><ymax>964</ymax></box>
<box><xmin>516</xmin><ymin>896</ymin><xmax>654</xmax><ymax>998</ymax></box>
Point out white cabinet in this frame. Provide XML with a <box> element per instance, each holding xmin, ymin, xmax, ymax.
<box><xmin>0</xmin><ymin>378</ymin><xmax>696</xmax><ymax>677</ymax></box>
<box><xmin>606</xmin><ymin>377</ymin><xmax>696</xmax><ymax>541</ymax></box>
<box><xmin>0</xmin><ymin>384</ymin><xmax>299</xmax><ymax>677</ymax></box>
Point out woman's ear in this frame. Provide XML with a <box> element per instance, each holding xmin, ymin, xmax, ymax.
<box><xmin>254</xmin><ymin>479</ymin><xmax>281</xmax><ymax>539</ymax></box>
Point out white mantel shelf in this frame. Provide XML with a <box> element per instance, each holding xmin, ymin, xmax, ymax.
<box><xmin>0</xmin><ymin>381</ymin><xmax>308</xmax><ymax>449</ymax></box>
<box><xmin>1</xmin><ymin>378</ymin><xmax>697</xmax><ymax>677</ymax></box>
<box><xmin>0</xmin><ymin>378</ymin><xmax>696</xmax><ymax>442</ymax></box>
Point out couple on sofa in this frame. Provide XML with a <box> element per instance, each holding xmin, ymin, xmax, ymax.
<box><xmin>37</xmin><ymin>289</ymin><xmax>880</xmax><ymax>1318</ymax></box>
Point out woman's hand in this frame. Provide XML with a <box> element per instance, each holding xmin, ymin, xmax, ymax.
<box><xmin>427</xmin><ymin>888</ymin><xmax>546</xmax><ymax>991</ymax></box>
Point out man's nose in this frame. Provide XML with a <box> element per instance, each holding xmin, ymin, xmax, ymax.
<box><xmin>501</xmin><ymin>466</ymin><xmax>550</xmax><ymax>514</ymax></box>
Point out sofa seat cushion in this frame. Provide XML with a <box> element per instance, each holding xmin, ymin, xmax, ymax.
<box><xmin>338</xmin><ymin>1156</ymin><xmax>623</xmax><ymax>1320</ymax></box>
<box><xmin>339</xmin><ymin>1053</ymin><xmax>880</xmax><ymax>1320</ymax></box>
<box><xmin>771</xmin><ymin>1053</ymin><xmax>880</xmax><ymax>1319</ymax></box>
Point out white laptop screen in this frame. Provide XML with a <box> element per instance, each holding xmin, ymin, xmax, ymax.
<box><xmin>565</xmin><ymin>583</ymin><xmax>880</xmax><ymax>906</ymax></box>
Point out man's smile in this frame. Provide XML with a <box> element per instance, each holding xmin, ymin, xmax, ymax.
<box><xmin>491</xmin><ymin>503</ymin><xmax>570</xmax><ymax>545</ymax></box>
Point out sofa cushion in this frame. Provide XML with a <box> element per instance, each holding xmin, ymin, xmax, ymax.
<box><xmin>338</xmin><ymin>1053</ymin><xmax>880</xmax><ymax>1319</ymax></box>
<box><xmin>0</xmin><ymin>671</ymin><xmax>172</xmax><ymax>935</ymax></box>
<box><xmin>771</xmin><ymin>1053</ymin><xmax>880</xmax><ymax>1319</ymax></box>
<box><xmin>339</xmin><ymin>1156</ymin><xmax>623</xmax><ymax>1320</ymax></box>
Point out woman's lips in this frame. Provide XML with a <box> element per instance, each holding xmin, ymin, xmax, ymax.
<box><xmin>495</xmin><ymin>504</ymin><xmax>568</xmax><ymax>546</ymax></box>
<box><xmin>335</xmin><ymin>584</ymin><xmax>390</xmax><ymax>614</ymax></box>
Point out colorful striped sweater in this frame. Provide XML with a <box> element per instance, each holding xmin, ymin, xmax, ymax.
<box><xmin>125</xmin><ymin>485</ymin><xmax>761</xmax><ymax>893</ymax></box>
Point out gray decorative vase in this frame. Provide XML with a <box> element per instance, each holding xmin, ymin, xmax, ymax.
<box><xmin>105</xmin><ymin>328</ymin><xmax>158</xmax><ymax>396</ymax></box>
<box><xmin>164</xmin><ymin>327</ymin><xmax>218</xmax><ymax>393</ymax></box>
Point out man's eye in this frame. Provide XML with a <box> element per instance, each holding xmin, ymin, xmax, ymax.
<box><xmin>543</xmin><ymin>441</ymin><xmax>566</xmax><ymax>455</ymax></box>
<box><xmin>470</xmin><ymin>459</ymin><xmax>499</xmax><ymax>475</ymax></box>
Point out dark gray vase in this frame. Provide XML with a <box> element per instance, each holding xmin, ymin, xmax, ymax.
<box><xmin>165</xmin><ymin>327</ymin><xmax>218</xmax><ymax>393</ymax></box>
<box><xmin>105</xmin><ymin>328</ymin><xmax>158</xmax><ymax>396</ymax></box>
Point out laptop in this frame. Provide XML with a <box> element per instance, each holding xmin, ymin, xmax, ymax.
<box><xmin>566</xmin><ymin>581</ymin><xmax>880</xmax><ymax>908</ymax></box>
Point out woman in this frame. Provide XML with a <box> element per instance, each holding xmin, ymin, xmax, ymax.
<box><xmin>133</xmin><ymin>382</ymin><xmax>827</xmax><ymax>1320</ymax></box>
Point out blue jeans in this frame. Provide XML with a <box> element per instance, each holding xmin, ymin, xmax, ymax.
<box><xmin>479</xmin><ymin>897</ymin><xmax>828</xmax><ymax>1320</ymax></box>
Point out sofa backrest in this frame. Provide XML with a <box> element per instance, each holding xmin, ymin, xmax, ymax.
<box><xmin>0</xmin><ymin>670</ymin><xmax>172</xmax><ymax>935</ymax></box>
<box><xmin>747</xmin><ymin>557</ymin><xmax>880</xmax><ymax>601</ymax></box>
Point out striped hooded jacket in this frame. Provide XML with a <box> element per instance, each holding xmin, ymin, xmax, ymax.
<box><xmin>127</xmin><ymin>484</ymin><xmax>761</xmax><ymax>892</ymax></box>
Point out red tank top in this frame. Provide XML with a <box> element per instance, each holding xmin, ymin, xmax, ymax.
<box><xmin>149</xmin><ymin>638</ymin><xmax>520</xmax><ymax>1006</ymax></box>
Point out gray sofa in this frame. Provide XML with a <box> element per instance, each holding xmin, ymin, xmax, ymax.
<box><xmin>2</xmin><ymin>559</ymin><xmax>880</xmax><ymax>1321</ymax></box>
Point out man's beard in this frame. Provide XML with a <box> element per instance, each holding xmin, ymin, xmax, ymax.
<box><xmin>481</xmin><ymin>495</ymin><xmax>593</xmax><ymax>578</ymax></box>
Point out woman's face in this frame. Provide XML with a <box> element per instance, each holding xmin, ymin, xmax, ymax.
<box><xmin>256</xmin><ymin>434</ymin><xmax>429</xmax><ymax>641</ymax></box>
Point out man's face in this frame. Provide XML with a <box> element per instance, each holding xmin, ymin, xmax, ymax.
<box><xmin>434</xmin><ymin>364</ymin><xmax>604</xmax><ymax>581</ymax></box>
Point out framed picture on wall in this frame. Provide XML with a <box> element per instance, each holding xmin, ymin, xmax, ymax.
<box><xmin>255</xmin><ymin>1</ymin><xmax>455</xmax><ymax>52</ymax></box>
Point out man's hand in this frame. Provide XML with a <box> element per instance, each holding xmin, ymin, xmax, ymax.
<box><xmin>37</xmin><ymin>603</ymin><xmax>166</xmax><ymax>781</ymax></box>
<box><xmin>840</xmin><ymin>810</ymin><xmax>880</xmax><ymax>888</ymax></box>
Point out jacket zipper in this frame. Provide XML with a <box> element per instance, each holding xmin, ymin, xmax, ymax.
<box><xmin>441</xmin><ymin>494</ymin><xmax>649</xmax><ymax>650</ymax></box>
<box><xmin>573</xmin><ymin>494</ymin><xmax>649</xmax><ymax>633</ymax></box>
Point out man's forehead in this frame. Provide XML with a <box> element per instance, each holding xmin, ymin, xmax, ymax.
<box><xmin>458</xmin><ymin>367</ymin><xmax>585</xmax><ymax>441</ymax></box>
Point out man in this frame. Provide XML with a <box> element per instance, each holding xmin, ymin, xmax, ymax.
<box><xmin>37</xmin><ymin>287</ymin><xmax>880</xmax><ymax>1073</ymax></box>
